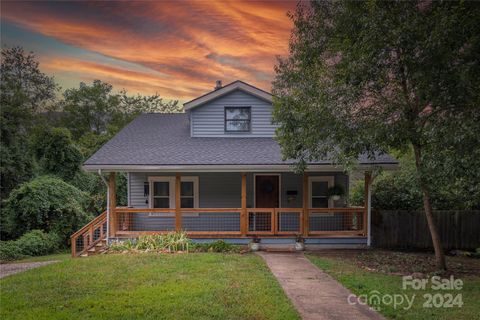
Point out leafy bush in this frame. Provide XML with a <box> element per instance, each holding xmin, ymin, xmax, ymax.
<box><xmin>15</xmin><ymin>230</ymin><xmax>61</xmax><ymax>256</ymax></box>
<box><xmin>0</xmin><ymin>230</ymin><xmax>61</xmax><ymax>261</ymax></box>
<box><xmin>30</xmin><ymin>126</ymin><xmax>83</xmax><ymax>181</ymax></box>
<box><xmin>193</xmin><ymin>240</ymin><xmax>238</xmax><ymax>253</ymax></box>
<box><xmin>1</xmin><ymin>175</ymin><xmax>92</xmax><ymax>244</ymax></box>
<box><xmin>109</xmin><ymin>232</ymin><xmax>192</xmax><ymax>253</ymax></box>
<box><xmin>0</xmin><ymin>241</ymin><xmax>24</xmax><ymax>261</ymax></box>
<box><xmin>349</xmin><ymin>152</ymin><xmax>480</xmax><ymax>210</ymax></box>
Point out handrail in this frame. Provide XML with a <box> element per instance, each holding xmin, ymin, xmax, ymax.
<box><xmin>71</xmin><ymin>211</ymin><xmax>107</xmax><ymax>257</ymax></box>
<box><xmin>70</xmin><ymin>211</ymin><xmax>107</xmax><ymax>239</ymax></box>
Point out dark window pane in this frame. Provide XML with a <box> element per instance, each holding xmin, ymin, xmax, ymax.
<box><xmin>226</xmin><ymin>107</ymin><xmax>250</xmax><ymax>120</ymax></box>
<box><xmin>154</xmin><ymin>197</ymin><xmax>170</xmax><ymax>208</ymax></box>
<box><xmin>312</xmin><ymin>197</ymin><xmax>328</xmax><ymax>208</ymax></box>
<box><xmin>312</xmin><ymin>181</ymin><xmax>328</xmax><ymax>197</ymax></box>
<box><xmin>181</xmin><ymin>181</ymin><xmax>194</xmax><ymax>196</ymax></box>
<box><xmin>226</xmin><ymin>120</ymin><xmax>250</xmax><ymax>131</ymax></box>
<box><xmin>153</xmin><ymin>182</ymin><xmax>169</xmax><ymax>197</ymax></box>
<box><xmin>181</xmin><ymin>197</ymin><xmax>194</xmax><ymax>208</ymax></box>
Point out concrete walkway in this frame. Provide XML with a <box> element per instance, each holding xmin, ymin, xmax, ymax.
<box><xmin>258</xmin><ymin>252</ymin><xmax>384</xmax><ymax>320</ymax></box>
<box><xmin>0</xmin><ymin>261</ymin><xmax>59</xmax><ymax>279</ymax></box>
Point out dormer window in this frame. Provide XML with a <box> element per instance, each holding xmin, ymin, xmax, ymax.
<box><xmin>225</xmin><ymin>107</ymin><xmax>251</xmax><ymax>132</ymax></box>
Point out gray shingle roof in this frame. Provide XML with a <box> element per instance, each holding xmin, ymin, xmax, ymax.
<box><xmin>84</xmin><ymin>113</ymin><xmax>397</xmax><ymax>167</ymax></box>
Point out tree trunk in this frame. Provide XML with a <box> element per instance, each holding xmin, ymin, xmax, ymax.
<box><xmin>413</xmin><ymin>144</ymin><xmax>447</xmax><ymax>271</ymax></box>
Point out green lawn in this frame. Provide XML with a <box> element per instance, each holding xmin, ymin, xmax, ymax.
<box><xmin>14</xmin><ymin>252</ymin><xmax>71</xmax><ymax>263</ymax></box>
<box><xmin>306</xmin><ymin>252</ymin><xmax>480</xmax><ymax>320</ymax></box>
<box><xmin>1</xmin><ymin>253</ymin><xmax>300</xmax><ymax>320</ymax></box>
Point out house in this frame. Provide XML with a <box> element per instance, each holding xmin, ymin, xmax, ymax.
<box><xmin>71</xmin><ymin>80</ymin><xmax>398</xmax><ymax>256</ymax></box>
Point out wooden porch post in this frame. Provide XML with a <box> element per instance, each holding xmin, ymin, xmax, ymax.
<box><xmin>363</xmin><ymin>171</ymin><xmax>371</xmax><ymax>238</ymax></box>
<box><xmin>241</xmin><ymin>173</ymin><xmax>247</xmax><ymax>236</ymax></box>
<box><xmin>108</xmin><ymin>172</ymin><xmax>116</xmax><ymax>238</ymax></box>
<box><xmin>303</xmin><ymin>173</ymin><xmax>309</xmax><ymax>237</ymax></box>
<box><xmin>175</xmin><ymin>173</ymin><xmax>181</xmax><ymax>231</ymax></box>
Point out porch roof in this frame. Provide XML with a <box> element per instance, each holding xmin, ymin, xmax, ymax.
<box><xmin>83</xmin><ymin>113</ymin><xmax>398</xmax><ymax>171</ymax></box>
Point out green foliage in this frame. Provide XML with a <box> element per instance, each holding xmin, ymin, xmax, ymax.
<box><xmin>350</xmin><ymin>152</ymin><xmax>480</xmax><ymax>209</ymax></box>
<box><xmin>14</xmin><ymin>230</ymin><xmax>61</xmax><ymax>256</ymax></box>
<box><xmin>1</xmin><ymin>176</ymin><xmax>91</xmax><ymax>243</ymax></box>
<box><xmin>109</xmin><ymin>232</ymin><xmax>192</xmax><ymax>253</ymax></box>
<box><xmin>30</xmin><ymin>126</ymin><xmax>83</xmax><ymax>180</ymax></box>
<box><xmin>327</xmin><ymin>185</ymin><xmax>345</xmax><ymax>197</ymax></box>
<box><xmin>59</xmin><ymin>80</ymin><xmax>181</xmax><ymax>147</ymax></box>
<box><xmin>0</xmin><ymin>241</ymin><xmax>24</xmax><ymax>261</ymax></box>
<box><xmin>0</xmin><ymin>230</ymin><xmax>61</xmax><ymax>261</ymax></box>
<box><xmin>193</xmin><ymin>240</ymin><xmax>239</xmax><ymax>253</ymax></box>
<box><xmin>0</xmin><ymin>47</ymin><xmax>58</xmax><ymax>198</ymax></box>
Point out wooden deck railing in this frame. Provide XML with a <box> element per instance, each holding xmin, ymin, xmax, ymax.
<box><xmin>112</xmin><ymin>207</ymin><xmax>365</xmax><ymax>237</ymax></box>
<box><xmin>70</xmin><ymin>211</ymin><xmax>107</xmax><ymax>257</ymax></box>
<box><xmin>71</xmin><ymin>207</ymin><xmax>366</xmax><ymax>255</ymax></box>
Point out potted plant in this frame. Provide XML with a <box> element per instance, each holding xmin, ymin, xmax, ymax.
<box><xmin>327</xmin><ymin>185</ymin><xmax>344</xmax><ymax>201</ymax></box>
<box><xmin>295</xmin><ymin>234</ymin><xmax>305</xmax><ymax>251</ymax></box>
<box><xmin>249</xmin><ymin>236</ymin><xmax>261</xmax><ymax>251</ymax></box>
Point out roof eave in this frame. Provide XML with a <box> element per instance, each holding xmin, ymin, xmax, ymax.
<box><xmin>184</xmin><ymin>81</ymin><xmax>272</xmax><ymax>110</ymax></box>
<box><xmin>82</xmin><ymin>163</ymin><xmax>399</xmax><ymax>173</ymax></box>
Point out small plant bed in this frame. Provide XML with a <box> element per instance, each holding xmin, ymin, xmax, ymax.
<box><xmin>1</xmin><ymin>253</ymin><xmax>299</xmax><ymax>319</ymax></box>
<box><xmin>306</xmin><ymin>250</ymin><xmax>480</xmax><ymax>319</ymax></box>
<box><xmin>108</xmin><ymin>232</ymin><xmax>246</xmax><ymax>254</ymax></box>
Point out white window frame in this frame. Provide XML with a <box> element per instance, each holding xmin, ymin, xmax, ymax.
<box><xmin>148</xmin><ymin>176</ymin><xmax>199</xmax><ymax>209</ymax></box>
<box><xmin>180</xmin><ymin>176</ymin><xmax>199</xmax><ymax>208</ymax></box>
<box><xmin>308</xmin><ymin>176</ymin><xmax>334</xmax><ymax>213</ymax></box>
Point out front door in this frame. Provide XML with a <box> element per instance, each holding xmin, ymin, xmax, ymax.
<box><xmin>255</xmin><ymin>175</ymin><xmax>280</xmax><ymax>208</ymax></box>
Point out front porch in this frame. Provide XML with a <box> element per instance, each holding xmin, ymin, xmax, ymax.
<box><xmin>71</xmin><ymin>171</ymin><xmax>373</xmax><ymax>257</ymax></box>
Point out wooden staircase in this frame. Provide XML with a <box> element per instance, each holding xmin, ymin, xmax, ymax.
<box><xmin>71</xmin><ymin>211</ymin><xmax>108</xmax><ymax>257</ymax></box>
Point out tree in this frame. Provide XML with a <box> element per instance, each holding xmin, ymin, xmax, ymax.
<box><xmin>1</xmin><ymin>175</ymin><xmax>91</xmax><ymax>243</ymax></box>
<box><xmin>0</xmin><ymin>47</ymin><xmax>58</xmax><ymax>198</ymax></box>
<box><xmin>59</xmin><ymin>80</ymin><xmax>181</xmax><ymax>152</ymax></box>
<box><xmin>273</xmin><ymin>1</ymin><xmax>480</xmax><ymax>270</ymax></box>
<box><xmin>31</xmin><ymin>126</ymin><xmax>83</xmax><ymax>180</ymax></box>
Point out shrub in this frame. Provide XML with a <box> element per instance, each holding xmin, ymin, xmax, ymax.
<box><xmin>1</xmin><ymin>175</ymin><xmax>92</xmax><ymax>244</ymax></box>
<box><xmin>0</xmin><ymin>230</ymin><xmax>61</xmax><ymax>261</ymax></box>
<box><xmin>15</xmin><ymin>230</ymin><xmax>61</xmax><ymax>256</ymax></box>
<box><xmin>193</xmin><ymin>240</ymin><xmax>240</xmax><ymax>253</ymax></box>
<box><xmin>109</xmin><ymin>232</ymin><xmax>192</xmax><ymax>253</ymax></box>
<box><xmin>0</xmin><ymin>241</ymin><xmax>24</xmax><ymax>261</ymax></box>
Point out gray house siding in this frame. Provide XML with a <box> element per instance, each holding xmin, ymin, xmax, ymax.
<box><xmin>190</xmin><ymin>89</ymin><xmax>276</xmax><ymax>137</ymax></box>
<box><xmin>128</xmin><ymin>171</ymin><xmax>349</xmax><ymax>209</ymax></box>
<box><xmin>127</xmin><ymin>171</ymin><xmax>349</xmax><ymax>232</ymax></box>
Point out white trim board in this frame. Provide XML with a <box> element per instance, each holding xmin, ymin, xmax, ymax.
<box><xmin>184</xmin><ymin>81</ymin><xmax>272</xmax><ymax>110</ymax></box>
<box><xmin>83</xmin><ymin>163</ymin><xmax>399</xmax><ymax>173</ymax></box>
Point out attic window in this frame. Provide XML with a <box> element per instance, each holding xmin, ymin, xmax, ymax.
<box><xmin>225</xmin><ymin>107</ymin><xmax>251</xmax><ymax>132</ymax></box>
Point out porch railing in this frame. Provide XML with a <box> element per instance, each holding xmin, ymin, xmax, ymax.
<box><xmin>114</xmin><ymin>207</ymin><xmax>365</xmax><ymax>237</ymax></box>
<box><xmin>70</xmin><ymin>210</ymin><xmax>107</xmax><ymax>257</ymax></box>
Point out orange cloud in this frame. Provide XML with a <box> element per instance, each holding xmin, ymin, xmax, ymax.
<box><xmin>2</xmin><ymin>0</ymin><xmax>297</xmax><ymax>99</ymax></box>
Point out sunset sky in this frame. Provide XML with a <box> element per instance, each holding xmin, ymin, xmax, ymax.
<box><xmin>1</xmin><ymin>0</ymin><xmax>297</xmax><ymax>101</ymax></box>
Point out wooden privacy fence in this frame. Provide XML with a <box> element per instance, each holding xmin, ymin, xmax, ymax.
<box><xmin>372</xmin><ymin>210</ymin><xmax>480</xmax><ymax>250</ymax></box>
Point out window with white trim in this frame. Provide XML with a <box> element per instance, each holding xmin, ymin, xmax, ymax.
<box><xmin>148</xmin><ymin>176</ymin><xmax>199</xmax><ymax>208</ymax></box>
<box><xmin>309</xmin><ymin>176</ymin><xmax>334</xmax><ymax>208</ymax></box>
<box><xmin>180</xmin><ymin>177</ymin><xmax>199</xmax><ymax>208</ymax></box>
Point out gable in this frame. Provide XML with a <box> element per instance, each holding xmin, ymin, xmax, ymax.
<box><xmin>184</xmin><ymin>80</ymin><xmax>272</xmax><ymax>110</ymax></box>
<box><xmin>189</xmin><ymin>89</ymin><xmax>277</xmax><ymax>137</ymax></box>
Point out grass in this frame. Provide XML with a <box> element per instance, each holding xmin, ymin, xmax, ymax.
<box><xmin>306</xmin><ymin>251</ymin><xmax>480</xmax><ymax>320</ymax></box>
<box><xmin>14</xmin><ymin>252</ymin><xmax>71</xmax><ymax>263</ymax></box>
<box><xmin>1</xmin><ymin>253</ymin><xmax>300</xmax><ymax>320</ymax></box>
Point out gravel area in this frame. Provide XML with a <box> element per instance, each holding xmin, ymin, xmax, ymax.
<box><xmin>0</xmin><ymin>261</ymin><xmax>59</xmax><ymax>279</ymax></box>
